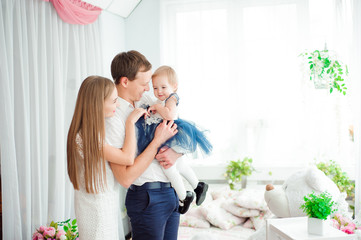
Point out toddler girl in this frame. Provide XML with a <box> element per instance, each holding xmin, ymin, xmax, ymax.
<box><xmin>136</xmin><ymin>66</ymin><xmax>212</xmax><ymax>214</ymax></box>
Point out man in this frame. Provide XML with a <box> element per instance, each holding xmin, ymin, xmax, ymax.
<box><xmin>106</xmin><ymin>50</ymin><xmax>184</xmax><ymax>240</ymax></box>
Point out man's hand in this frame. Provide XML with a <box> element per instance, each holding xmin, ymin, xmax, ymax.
<box><xmin>156</xmin><ymin>146</ymin><xmax>183</xmax><ymax>169</ymax></box>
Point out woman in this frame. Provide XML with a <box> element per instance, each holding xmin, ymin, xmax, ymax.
<box><xmin>67</xmin><ymin>76</ymin><xmax>177</xmax><ymax>239</ymax></box>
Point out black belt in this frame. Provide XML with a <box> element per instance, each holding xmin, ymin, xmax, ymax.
<box><xmin>129</xmin><ymin>182</ymin><xmax>171</xmax><ymax>191</ymax></box>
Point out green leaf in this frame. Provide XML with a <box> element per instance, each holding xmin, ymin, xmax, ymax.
<box><xmin>72</xmin><ymin>219</ymin><xmax>77</xmax><ymax>225</ymax></box>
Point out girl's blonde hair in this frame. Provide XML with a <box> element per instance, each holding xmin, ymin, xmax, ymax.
<box><xmin>67</xmin><ymin>76</ymin><xmax>115</xmax><ymax>194</ymax></box>
<box><xmin>152</xmin><ymin>65</ymin><xmax>178</xmax><ymax>92</ymax></box>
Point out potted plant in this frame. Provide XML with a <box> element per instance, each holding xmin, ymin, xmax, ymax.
<box><xmin>300</xmin><ymin>49</ymin><xmax>348</xmax><ymax>94</ymax></box>
<box><xmin>316</xmin><ymin>160</ymin><xmax>355</xmax><ymax>215</ymax></box>
<box><xmin>225</xmin><ymin>157</ymin><xmax>255</xmax><ymax>190</ymax></box>
<box><xmin>315</xmin><ymin>160</ymin><xmax>355</xmax><ymax>199</ymax></box>
<box><xmin>300</xmin><ymin>191</ymin><xmax>336</xmax><ymax>235</ymax></box>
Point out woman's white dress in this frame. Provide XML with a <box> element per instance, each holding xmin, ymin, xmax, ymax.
<box><xmin>74</xmin><ymin>136</ymin><xmax>120</xmax><ymax>240</ymax></box>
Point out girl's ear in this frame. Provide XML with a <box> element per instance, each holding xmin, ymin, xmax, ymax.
<box><xmin>120</xmin><ymin>77</ymin><xmax>128</xmax><ymax>88</ymax></box>
<box><xmin>173</xmin><ymin>83</ymin><xmax>178</xmax><ymax>91</ymax></box>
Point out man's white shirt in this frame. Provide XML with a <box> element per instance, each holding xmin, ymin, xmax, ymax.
<box><xmin>105</xmin><ymin>94</ymin><xmax>170</xmax><ymax>186</ymax></box>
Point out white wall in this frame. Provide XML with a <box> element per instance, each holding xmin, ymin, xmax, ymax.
<box><xmin>125</xmin><ymin>0</ymin><xmax>161</xmax><ymax>68</ymax></box>
<box><xmin>99</xmin><ymin>11</ymin><xmax>126</xmax><ymax>79</ymax></box>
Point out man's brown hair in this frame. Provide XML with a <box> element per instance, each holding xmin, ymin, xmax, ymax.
<box><xmin>111</xmin><ymin>50</ymin><xmax>152</xmax><ymax>85</ymax></box>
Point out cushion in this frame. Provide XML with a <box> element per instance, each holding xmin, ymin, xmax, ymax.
<box><xmin>243</xmin><ymin>219</ymin><xmax>254</xmax><ymax>229</ymax></box>
<box><xmin>234</xmin><ymin>189</ymin><xmax>268</xmax><ymax>211</ymax></box>
<box><xmin>179</xmin><ymin>215</ymin><xmax>210</xmax><ymax>228</ymax></box>
<box><xmin>250</xmin><ymin>210</ymin><xmax>273</xmax><ymax>230</ymax></box>
<box><xmin>199</xmin><ymin>197</ymin><xmax>246</xmax><ymax>230</ymax></box>
<box><xmin>221</xmin><ymin>199</ymin><xmax>260</xmax><ymax>217</ymax></box>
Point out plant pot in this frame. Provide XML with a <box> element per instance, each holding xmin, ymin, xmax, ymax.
<box><xmin>308</xmin><ymin>217</ymin><xmax>327</xmax><ymax>235</ymax></box>
<box><xmin>241</xmin><ymin>176</ymin><xmax>247</xmax><ymax>189</ymax></box>
<box><xmin>313</xmin><ymin>75</ymin><xmax>330</xmax><ymax>89</ymax></box>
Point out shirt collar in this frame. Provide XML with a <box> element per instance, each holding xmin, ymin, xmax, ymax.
<box><xmin>117</xmin><ymin>96</ymin><xmax>134</xmax><ymax>109</ymax></box>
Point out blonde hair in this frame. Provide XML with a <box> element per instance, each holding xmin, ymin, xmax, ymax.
<box><xmin>67</xmin><ymin>76</ymin><xmax>115</xmax><ymax>194</ymax></box>
<box><xmin>152</xmin><ymin>65</ymin><xmax>178</xmax><ymax>92</ymax></box>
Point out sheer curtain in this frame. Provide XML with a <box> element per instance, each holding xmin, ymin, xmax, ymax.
<box><xmin>160</xmin><ymin>0</ymin><xmax>357</xmax><ymax>177</ymax></box>
<box><xmin>0</xmin><ymin>0</ymin><xmax>105</xmax><ymax>238</ymax></box>
<box><xmin>351</xmin><ymin>0</ymin><xmax>361</xmax><ymax>221</ymax></box>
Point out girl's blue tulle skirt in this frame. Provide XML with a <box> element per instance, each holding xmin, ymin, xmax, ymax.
<box><xmin>135</xmin><ymin>117</ymin><xmax>213</xmax><ymax>156</ymax></box>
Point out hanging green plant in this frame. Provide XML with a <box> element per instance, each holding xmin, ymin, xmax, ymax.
<box><xmin>300</xmin><ymin>49</ymin><xmax>348</xmax><ymax>95</ymax></box>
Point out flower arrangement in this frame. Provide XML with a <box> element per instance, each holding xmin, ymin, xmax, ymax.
<box><xmin>225</xmin><ymin>157</ymin><xmax>255</xmax><ymax>190</ymax></box>
<box><xmin>300</xmin><ymin>191</ymin><xmax>336</xmax><ymax>220</ymax></box>
<box><xmin>32</xmin><ymin>219</ymin><xmax>79</xmax><ymax>240</ymax></box>
<box><xmin>331</xmin><ymin>213</ymin><xmax>361</xmax><ymax>234</ymax></box>
<box><xmin>300</xmin><ymin>49</ymin><xmax>348</xmax><ymax>94</ymax></box>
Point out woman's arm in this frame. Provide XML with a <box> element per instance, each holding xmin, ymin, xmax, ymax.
<box><xmin>110</xmin><ymin>120</ymin><xmax>178</xmax><ymax>188</ymax></box>
<box><xmin>148</xmin><ymin>96</ymin><xmax>178</xmax><ymax>120</ymax></box>
<box><xmin>104</xmin><ymin>108</ymin><xmax>147</xmax><ymax>165</ymax></box>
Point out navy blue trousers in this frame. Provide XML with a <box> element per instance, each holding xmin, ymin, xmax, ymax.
<box><xmin>125</xmin><ymin>185</ymin><xmax>180</xmax><ymax>240</ymax></box>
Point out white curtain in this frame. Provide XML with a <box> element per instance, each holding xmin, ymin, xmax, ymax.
<box><xmin>0</xmin><ymin>0</ymin><xmax>104</xmax><ymax>238</ymax></box>
<box><xmin>351</xmin><ymin>0</ymin><xmax>361</xmax><ymax>220</ymax></box>
<box><xmin>160</xmin><ymin>0</ymin><xmax>357</xmax><ymax>177</ymax></box>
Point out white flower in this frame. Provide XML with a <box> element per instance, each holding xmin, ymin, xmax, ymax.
<box><xmin>60</xmin><ymin>235</ymin><xmax>67</xmax><ymax>240</ymax></box>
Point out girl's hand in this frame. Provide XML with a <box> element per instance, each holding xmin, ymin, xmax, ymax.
<box><xmin>153</xmin><ymin>120</ymin><xmax>178</xmax><ymax>146</ymax></box>
<box><xmin>127</xmin><ymin>108</ymin><xmax>148</xmax><ymax>124</ymax></box>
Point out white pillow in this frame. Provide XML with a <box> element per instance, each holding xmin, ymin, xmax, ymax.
<box><xmin>200</xmin><ymin>197</ymin><xmax>246</xmax><ymax>230</ymax></box>
<box><xmin>243</xmin><ymin>218</ymin><xmax>254</xmax><ymax>229</ymax></box>
<box><xmin>250</xmin><ymin>210</ymin><xmax>273</xmax><ymax>230</ymax></box>
<box><xmin>221</xmin><ymin>199</ymin><xmax>260</xmax><ymax>217</ymax></box>
<box><xmin>180</xmin><ymin>204</ymin><xmax>210</xmax><ymax>228</ymax></box>
<box><xmin>210</xmin><ymin>186</ymin><xmax>241</xmax><ymax>200</ymax></box>
<box><xmin>234</xmin><ymin>189</ymin><xmax>268</xmax><ymax>211</ymax></box>
<box><xmin>179</xmin><ymin>215</ymin><xmax>210</xmax><ymax>228</ymax></box>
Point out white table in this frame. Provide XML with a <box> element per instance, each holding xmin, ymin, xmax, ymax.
<box><xmin>266</xmin><ymin>217</ymin><xmax>357</xmax><ymax>240</ymax></box>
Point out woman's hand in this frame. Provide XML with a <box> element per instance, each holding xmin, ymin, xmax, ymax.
<box><xmin>153</xmin><ymin>120</ymin><xmax>178</xmax><ymax>146</ymax></box>
<box><xmin>126</xmin><ymin>108</ymin><xmax>148</xmax><ymax>124</ymax></box>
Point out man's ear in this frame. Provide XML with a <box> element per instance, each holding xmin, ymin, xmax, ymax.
<box><xmin>120</xmin><ymin>77</ymin><xmax>128</xmax><ymax>88</ymax></box>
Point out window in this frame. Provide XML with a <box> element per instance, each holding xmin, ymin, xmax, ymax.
<box><xmin>161</xmin><ymin>0</ymin><xmax>355</xmax><ymax>178</ymax></box>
